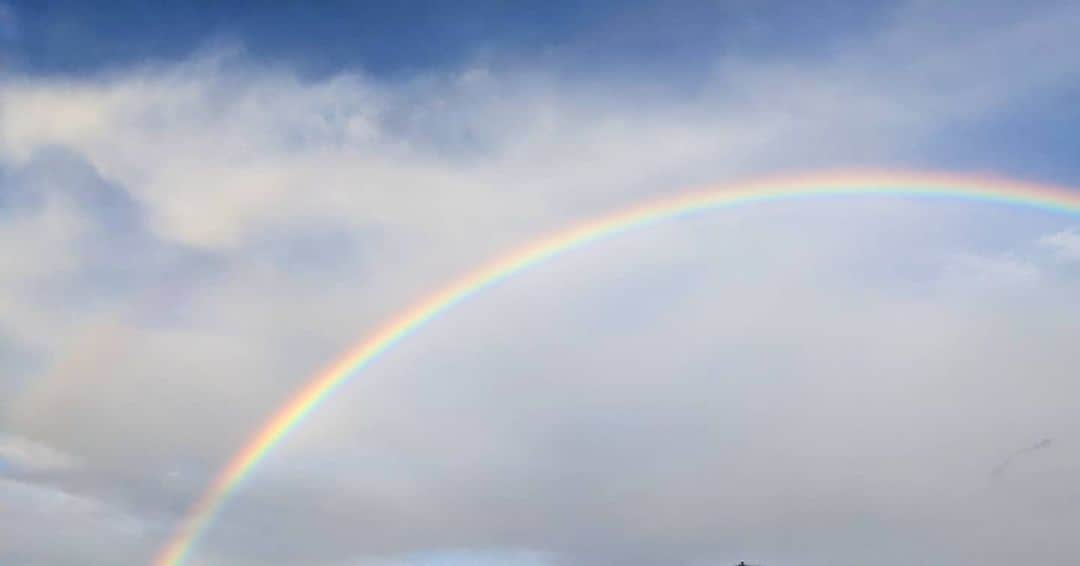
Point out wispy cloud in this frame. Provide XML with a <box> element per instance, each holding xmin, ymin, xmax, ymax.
<box><xmin>1040</xmin><ymin>227</ymin><xmax>1080</xmax><ymax>262</ymax></box>
<box><xmin>0</xmin><ymin>433</ymin><xmax>76</xmax><ymax>473</ymax></box>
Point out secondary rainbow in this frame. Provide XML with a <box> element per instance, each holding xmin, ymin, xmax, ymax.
<box><xmin>154</xmin><ymin>170</ymin><xmax>1080</xmax><ymax>565</ymax></box>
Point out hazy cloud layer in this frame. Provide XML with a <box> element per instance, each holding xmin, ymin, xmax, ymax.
<box><xmin>2</xmin><ymin>2</ymin><xmax>1080</xmax><ymax>565</ymax></box>
<box><xmin>1041</xmin><ymin>228</ymin><xmax>1080</xmax><ymax>262</ymax></box>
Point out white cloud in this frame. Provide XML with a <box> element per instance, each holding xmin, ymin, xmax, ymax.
<box><xmin>3</xmin><ymin>0</ymin><xmax>1079</xmax><ymax>254</ymax></box>
<box><xmin>1039</xmin><ymin>227</ymin><xmax>1080</xmax><ymax>262</ymax></box>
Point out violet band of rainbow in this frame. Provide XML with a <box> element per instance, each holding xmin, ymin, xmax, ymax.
<box><xmin>154</xmin><ymin>170</ymin><xmax>1080</xmax><ymax>565</ymax></box>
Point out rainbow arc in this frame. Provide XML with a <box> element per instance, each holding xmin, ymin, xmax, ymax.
<box><xmin>155</xmin><ymin>171</ymin><xmax>1080</xmax><ymax>565</ymax></box>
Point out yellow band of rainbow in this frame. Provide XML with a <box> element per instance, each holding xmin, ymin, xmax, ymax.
<box><xmin>154</xmin><ymin>170</ymin><xmax>1080</xmax><ymax>565</ymax></box>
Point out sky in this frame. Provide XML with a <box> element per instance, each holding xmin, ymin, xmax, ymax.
<box><xmin>1</xmin><ymin>1</ymin><xmax>1080</xmax><ymax>565</ymax></box>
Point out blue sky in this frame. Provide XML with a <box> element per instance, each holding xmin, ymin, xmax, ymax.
<box><xmin>2</xmin><ymin>1</ymin><xmax>1080</xmax><ymax>565</ymax></box>
<box><xmin>3</xmin><ymin>1</ymin><xmax>890</xmax><ymax>76</ymax></box>
<box><xmin>5</xmin><ymin>0</ymin><xmax>1077</xmax><ymax>179</ymax></box>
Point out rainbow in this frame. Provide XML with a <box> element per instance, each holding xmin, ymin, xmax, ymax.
<box><xmin>154</xmin><ymin>171</ymin><xmax>1080</xmax><ymax>565</ymax></box>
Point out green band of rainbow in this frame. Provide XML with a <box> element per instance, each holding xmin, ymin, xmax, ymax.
<box><xmin>154</xmin><ymin>171</ymin><xmax>1080</xmax><ymax>565</ymax></box>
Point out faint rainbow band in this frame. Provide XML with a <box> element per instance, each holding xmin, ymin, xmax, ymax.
<box><xmin>154</xmin><ymin>170</ymin><xmax>1080</xmax><ymax>565</ymax></box>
